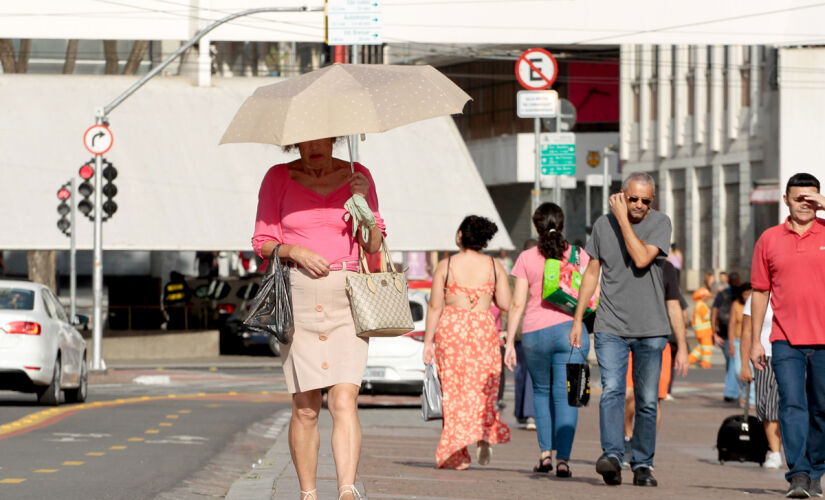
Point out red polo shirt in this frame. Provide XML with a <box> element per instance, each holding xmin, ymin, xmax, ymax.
<box><xmin>751</xmin><ymin>217</ymin><xmax>825</xmax><ymax>345</ymax></box>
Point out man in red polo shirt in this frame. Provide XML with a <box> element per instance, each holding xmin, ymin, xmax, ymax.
<box><xmin>751</xmin><ymin>173</ymin><xmax>825</xmax><ymax>499</ymax></box>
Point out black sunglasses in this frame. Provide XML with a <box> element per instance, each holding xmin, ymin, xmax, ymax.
<box><xmin>626</xmin><ymin>196</ymin><xmax>653</xmax><ymax>205</ymax></box>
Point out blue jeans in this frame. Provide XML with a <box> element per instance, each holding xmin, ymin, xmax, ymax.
<box><xmin>732</xmin><ymin>338</ymin><xmax>755</xmax><ymax>405</ymax></box>
<box><xmin>594</xmin><ymin>332</ymin><xmax>668</xmax><ymax>470</ymax></box>
<box><xmin>514</xmin><ymin>340</ymin><xmax>535</xmax><ymax>420</ymax></box>
<box><xmin>722</xmin><ymin>334</ymin><xmax>741</xmax><ymax>400</ymax></box>
<box><xmin>771</xmin><ymin>341</ymin><xmax>825</xmax><ymax>481</ymax></box>
<box><xmin>522</xmin><ymin>321</ymin><xmax>589</xmax><ymax>459</ymax></box>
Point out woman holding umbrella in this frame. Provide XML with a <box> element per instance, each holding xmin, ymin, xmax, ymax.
<box><xmin>252</xmin><ymin>137</ymin><xmax>384</xmax><ymax>500</ymax></box>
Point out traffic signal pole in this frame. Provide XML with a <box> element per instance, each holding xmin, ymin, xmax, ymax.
<box><xmin>88</xmin><ymin>6</ymin><xmax>321</xmax><ymax>372</ymax></box>
<box><xmin>69</xmin><ymin>178</ymin><xmax>77</xmax><ymax>320</ymax></box>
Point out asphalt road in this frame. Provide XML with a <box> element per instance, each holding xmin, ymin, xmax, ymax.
<box><xmin>0</xmin><ymin>362</ymin><xmax>290</xmax><ymax>499</ymax></box>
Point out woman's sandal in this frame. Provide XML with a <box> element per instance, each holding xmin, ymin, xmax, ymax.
<box><xmin>555</xmin><ymin>460</ymin><xmax>572</xmax><ymax>478</ymax></box>
<box><xmin>338</xmin><ymin>484</ymin><xmax>362</xmax><ymax>500</ymax></box>
<box><xmin>300</xmin><ymin>489</ymin><xmax>317</xmax><ymax>500</ymax></box>
<box><xmin>533</xmin><ymin>455</ymin><xmax>553</xmax><ymax>473</ymax></box>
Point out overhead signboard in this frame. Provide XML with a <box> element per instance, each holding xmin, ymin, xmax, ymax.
<box><xmin>517</xmin><ymin>90</ymin><xmax>558</xmax><ymax>119</ymax></box>
<box><xmin>515</xmin><ymin>48</ymin><xmax>558</xmax><ymax>91</ymax></box>
<box><xmin>326</xmin><ymin>0</ymin><xmax>382</xmax><ymax>45</ymax></box>
<box><xmin>540</xmin><ymin>132</ymin><xmax>576</xmax><ymax>176</ymax></box>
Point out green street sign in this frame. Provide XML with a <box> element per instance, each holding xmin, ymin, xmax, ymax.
<box><xmin>540</xmin><ymin>133</ymin><xmax>576</xmax><ymax>176</ymax></box>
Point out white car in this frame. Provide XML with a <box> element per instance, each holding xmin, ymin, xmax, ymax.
<box><xmin>361</xmin><ymin>288</ymin><xmax>429</xmax><ymax>395</ymax></box>
<box><xmin>0</xmin><ymin>280</ymin><xmax>88</xmax><ymax>405</ymax></box>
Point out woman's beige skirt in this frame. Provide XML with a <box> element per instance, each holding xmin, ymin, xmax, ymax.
<box><xmin>281</xmin><ymin>268</ymin><xmax>368</xmax><ymax>394</ymax></box>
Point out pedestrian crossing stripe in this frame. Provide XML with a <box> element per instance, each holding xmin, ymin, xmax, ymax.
<box><xmin>86</xmin><ymin>452</ymin><xmax>106</xmax><ymax>456</ymax></box>
<box><xmin>34</xmin><ymin>469</ymin><xmax>58</xmax><ymax>473</ymax></box>
<box><xmin>62</xmin><ymin>461</ymin><xmax>84</xmax><ymax>466</ymax></box>
<box><xmin>0</xmin><ymin>478</ymin><xmax>26</xmax><ymax>483</ymax></box>
<box><xmin>110</xmin><ymin>446</ymin><xmax>127</xmax><ymax>450</ymax></box>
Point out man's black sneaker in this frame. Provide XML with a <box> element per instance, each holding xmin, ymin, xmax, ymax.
<box><xmin>809</xmin><ymin>477</ymin><xmax>822</xmax><ymax>498</ymax></box>
<box><xmin>595</xmin><ymin>454</ymin><xmax>622</xmax><ymax>486</ymax></box>
<box><xmin>632</xmin><ymin>466</ymin><xmax>658</xmax><ymax>487</ymax></box>
<box><xmin>787</xmin><ymin>474</ymin><xmax>812</xmax><ymax>498</ymax></box>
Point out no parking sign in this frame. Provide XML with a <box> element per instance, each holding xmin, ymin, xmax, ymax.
<box><xmin>515</xmin><ymin>48</ymin><xmax>558</xmax><ymax>90</ymax></box>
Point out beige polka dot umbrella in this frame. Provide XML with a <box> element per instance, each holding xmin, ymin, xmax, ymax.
<box><xmin>219</xmin><ymin>63</ymin><xmax>471</xmax><ymax>148</ymax></box>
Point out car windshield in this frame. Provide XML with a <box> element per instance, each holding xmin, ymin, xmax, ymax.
<box><xmin>0</xmin><ymin>288</ymin><xmax>36</xmax><ymax>310</ymax></box>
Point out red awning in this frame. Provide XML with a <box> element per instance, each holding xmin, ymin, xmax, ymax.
<box><xmin>751</xmin><ymin>186</ymin><xmax>780</xmax><ymax>204</ymax></box>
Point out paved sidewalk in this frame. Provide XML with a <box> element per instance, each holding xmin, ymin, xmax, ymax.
<box><xmin>227</xmin><ymin>362</ymin><xmax>789</xmax><ymax>500</ymax></box>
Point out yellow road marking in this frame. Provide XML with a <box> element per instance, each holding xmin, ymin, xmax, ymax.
<box><xmin>128</xmin><ymin>437</ymin><xmax>145</xmax><ymax>442</ymax></box>
<box><xmin>159</xmin><ymin>423</ymin><xmax>172</xmax><ymax>427</ymax></box>
<box><xmin>0</xmin><ymin>478</ymin><xmax>26</xmax><ymax>484</ymax></box>
<box><xmin>110</xmin><ymin>446</ymin><xmax>127</xmax><ymax>450</ymax></box>
<box><xmin>209</xmin><ymin>366</ymin><xmax>218</xmax><ymax>372</ymax></box>
<box><xmin>145</xmin><ymin>429</ymin><xmax>160</xmax><ymax>434</ymax></box>
<box><xmin>86</xmin><ymin>452</ymin><xmax>106</xmax><ymax>456</ymax></box>
<box><xmin>34</xmin><ymin>469</ymin><xmax>58</xmax><ymax>473</ymax></box>
<box><xmin>63</xmin><ymin>461</ymin><xmax>84</xmax><ymax>466</ymax></box>
<box><xmin>0</xmin><ymin>392</ymin><xmax>288</xmax><ymax>440</ymax></box>
<box><xmin>165</xmin><ymin>415</ymin><xmax>179</xmax><ymax>419</ymax></box>
<box><xmin>206</xmin><ymin>404</ymin><xmax>223</xmax><ymax>408</ymax></box>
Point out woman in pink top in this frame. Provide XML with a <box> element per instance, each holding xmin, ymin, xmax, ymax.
<box><xmin>252</xmin><ymin>137</ymin><xmax>385</xmax><ymax>500</ymax></box>
<box><xmin>503</xmin><ymin>202</ymin><xmax>594</xmax><ymax>478</ymax></box>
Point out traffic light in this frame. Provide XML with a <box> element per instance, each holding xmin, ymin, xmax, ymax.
<box><xmin>101</xmin><ymin>160</ymin><xmax>118</xmax><ymax>220</ymax></box>
<box><xmin>56</xmin><ymin>182</ymin><xmax>71</xmax><ymax>236</ymax></box>
<box><xmin>78</xmin><ymin>160</ymin><xmax>94</xmax><ymax>219</ymax></box>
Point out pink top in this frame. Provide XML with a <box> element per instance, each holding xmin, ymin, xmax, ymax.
<box><xmin>511</xmin><ymin>245</ymin><xmax>591</xmax><ymax>333</ymax></box>
<box><xmin>251</xmin><ymin>162</ymin><xmax>386</xmax><ymax>267</ymax></box>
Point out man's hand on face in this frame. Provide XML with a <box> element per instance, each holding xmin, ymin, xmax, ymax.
<box><xmin>610</xmin><ymin>192</ymin><xmax>628</xmax><ymax>222</ymax></box>
<box><xmin>801</xmin><ymin>191</ymin><xmax>825</xmax><ymax>211</ymax></box>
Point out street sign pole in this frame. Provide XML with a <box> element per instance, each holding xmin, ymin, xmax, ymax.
<box><xmin>554</xmin><ymin>113</ymin><xmax>562</xmax><ymax>205</ymax></box>
<box><xmin>91</xmin><ymin>111</ymin><xmax>105</xmax><ymax>371</ymax></box>
<box><xmin>532</xmin><ymin>117</ymin><xmax>541</xmax><ymax>238</ymax></box>
<box><xmin>69</xmin><ymin>177</ymin><xmax>77</xmax><ymax>320</ymax></box>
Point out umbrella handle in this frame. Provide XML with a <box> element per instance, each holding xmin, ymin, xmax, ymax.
<box><xmin>346</xmin><ymin>135</ymin><xmax>355</xmax><ymax>174</ymax></box>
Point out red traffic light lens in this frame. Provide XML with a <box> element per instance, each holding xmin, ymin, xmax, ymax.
<box><xmin>57</xmin><ymin>188</ymin><xmax>71</xmax><ymax>200</ymax></box>
<box><xmin>79</xmin><ymin>164</ymin><xmax>94</xmax><ymax>180</ymax></box>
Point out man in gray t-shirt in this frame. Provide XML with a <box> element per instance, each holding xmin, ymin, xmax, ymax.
<box><xmin>570</xmin><ymin>172</ymin><xmax>689</xmax><ymax>488</ymax></box>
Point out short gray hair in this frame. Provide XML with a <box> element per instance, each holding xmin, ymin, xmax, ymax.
<box><xmin>622</xmin><ymin>172</ymin><xmax>656</xmax><ymax>192</ymax></box>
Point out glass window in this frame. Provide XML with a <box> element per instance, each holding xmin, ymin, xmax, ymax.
<box><xmin>45</xmin><ymin>291</ymin><xmax>69</xmax><ymax>323</ymax></box>
<box><xmin>0</xmin><ymin>288</ymin><xmax>35</xmax><ymax>310</ymax></box>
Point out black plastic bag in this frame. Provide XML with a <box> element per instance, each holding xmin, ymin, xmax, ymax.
<box><xmin>566</xmin><ymin>347</ymin><xmax>590</xmax><ymax>407</ymax></box>
<box><xmin>243</xmin><ymin>244</ymin><xmax>294</xmax><ymax>344</ymax></box>
<box><xmin>421</xmin><ymin>363</ymin><xmax>443</xmax><ymax>421</ymax></box>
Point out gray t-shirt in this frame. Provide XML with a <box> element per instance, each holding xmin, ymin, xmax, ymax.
<box><xmin>585</xmin><ymin>209</ymin><xmax>672</xmax><ymax>337</ymax></box>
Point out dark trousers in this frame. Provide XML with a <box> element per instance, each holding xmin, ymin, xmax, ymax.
<box><xmin>514</xmin><ymin>340</ymin><xmax>535</xmax><ymax>420</ymax></box>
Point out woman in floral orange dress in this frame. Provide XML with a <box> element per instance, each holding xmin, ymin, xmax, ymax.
<box><xmin>423</xmin><ymin>215</ymin><xmax>512</xmax><ymax>469</ymax></box>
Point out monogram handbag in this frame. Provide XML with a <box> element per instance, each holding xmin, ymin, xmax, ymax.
<box><xmin>345</xmin><ymin>240</ymin><xmax>414</xmax><ymax>338</ymax></box>
<box><xmin>243</xmin><ymin>244</ymin><xmax>295</xmax><ymax>344</ymax></box>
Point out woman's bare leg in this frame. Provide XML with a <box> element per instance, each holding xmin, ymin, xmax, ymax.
<box><xmin>289</xmin><ymin>390</ymin><xmax>323</xmax><ymax>495</ymax></box>
<box><xmin>327</xmin><ymin>383</ymin><xmax>362</xmax><ymax>496</ymax></box>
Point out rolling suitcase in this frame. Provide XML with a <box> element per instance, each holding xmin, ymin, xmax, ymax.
<box><xmin>716</xmin><ymin>383</ymin><xmax>769</xmax><ymax>465</ymax></box>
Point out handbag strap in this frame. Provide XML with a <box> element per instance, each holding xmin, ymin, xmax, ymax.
<box><xmin>567</xmin><ymin>245</ymin><xmax>578</xmax><ymax>265</ymax></box>
<box><xmin>567</xmin><ymin>345</ymin><xmax>588</xmax><ymax>363</ymax></box>
<box><xmin>444</xmin><ymin>254</ymin><xmax>452</xmax><ymax>293</ymax></box>
<box><xmin>263</xmin><ymin>244</ymin><xmax>282</xmax><ymax>275</ymax></box>
<box><xmin>357</xmin><ymin>238</ymin><xmax>398</xmax><ymax>276</ymax></box>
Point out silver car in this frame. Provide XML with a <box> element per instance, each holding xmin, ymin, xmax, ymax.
<box><xmin>0</xmin><ymin>280</ymin><xmax>88</xmax><ymax>405</ymax></box>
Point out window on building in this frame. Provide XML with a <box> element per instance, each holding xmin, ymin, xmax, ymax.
<box><xmin>687</xmin><ymin>47</ymin><xmax>695</xmax><ymax>116</ymax></box>
<box><xmin>722</xmin><ymin>47</ymin><xmax>729</xmax><ymax>111</ymax></box>
<box><xmin>650</xmin><ymin>47</ymin><xmax>659</xmax><ymax>120</ymax></box>
<box><xmin>741</xmin><ymin>46</ymin><xmax>751</xmax><ymax>108</ymax></box>
<box><xmin>706</xmin><ymin>46</ymin><xmax>713</xmax><ymax>114</ymax></box>
<box><xmin>724</xmin><ymin>166</ymin><xmax>741</xmax><ymax>269</ymax></box>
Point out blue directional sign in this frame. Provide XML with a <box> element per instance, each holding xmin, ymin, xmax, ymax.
<box><xmin>540</xmin><ymin>133</ymin><xmax>576</xmax><ymax>176</ymax></box>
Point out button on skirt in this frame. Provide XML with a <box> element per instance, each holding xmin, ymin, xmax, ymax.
<box><xmin>281</xmin><ymin>268</ymin><xmax>368</xmax><ymax>394</ymax></box>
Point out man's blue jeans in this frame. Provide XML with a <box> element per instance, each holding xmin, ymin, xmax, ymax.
<box><xmin>522</xmin><ymin>321</ymin><xmax>589</xmax><ymax>459</ymax></box>
<box><xmin>771</xmin><ymin>341</ymin><xmax>825</xmax><ymax>482</ymax></box>
<box><xmin>594</xmin><ymin>332</ymin><xmax>668</xmax><ymax>470</ymax></box>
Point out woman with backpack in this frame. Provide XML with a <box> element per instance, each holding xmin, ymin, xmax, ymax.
<box><xmin>504</xmin><ymin>202</ymin><xmax>596</xmax><ymax>478</ymax></box>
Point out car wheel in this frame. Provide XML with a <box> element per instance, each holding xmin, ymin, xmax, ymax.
<box><xmin>37</xmin><ymin>357</ymin><xmax>63</xmax><ymax>406</ymax></box>
<box><xmin>268</xmin><ymin>335</ymin><xmax>280</xmax><ymax>357</ymax></box>
<box><xmin>65</xmin><ymin>357</ymin><xmax>88</xmax><ymax>404</ymax></box>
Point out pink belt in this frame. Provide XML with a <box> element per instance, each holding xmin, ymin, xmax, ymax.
<box><xmin>289</xmin><ymin>260</ymin><xmax>359</xmax><ymax>272</ymax></box>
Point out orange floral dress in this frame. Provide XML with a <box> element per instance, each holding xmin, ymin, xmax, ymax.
<box><xmin>434</xmin><ymin>263</ymin><xmax>511</xmax><ymax>469</ymax></box>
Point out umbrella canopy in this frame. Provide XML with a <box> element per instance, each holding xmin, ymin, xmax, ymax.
<box><xmin>219</xmin><ymin>63</ymin><xmax>471</xmax><ymax>146</ymax></box>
